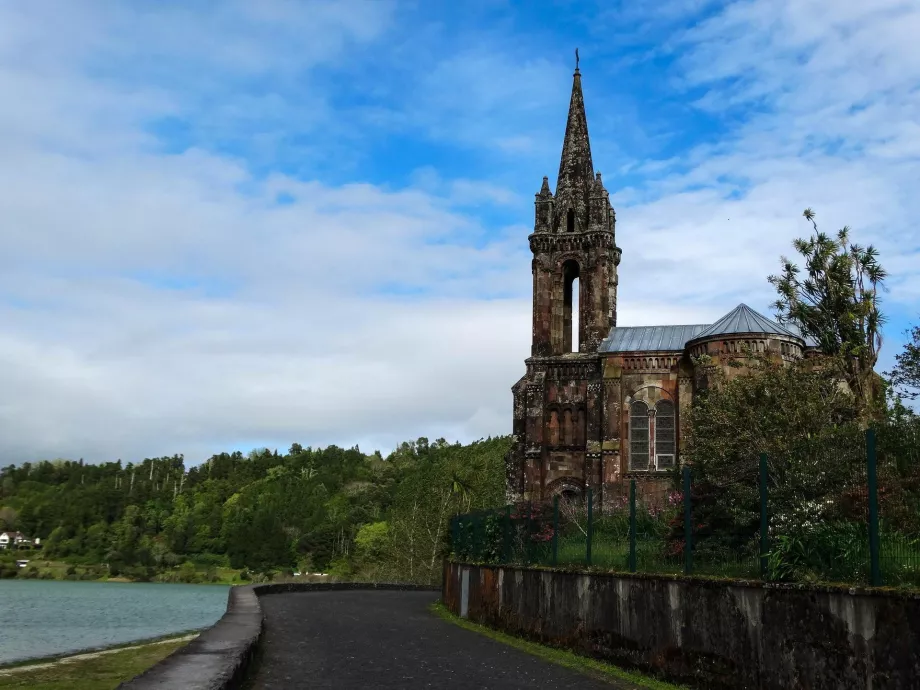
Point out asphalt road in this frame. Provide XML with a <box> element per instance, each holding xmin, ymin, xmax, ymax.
<box><xmin>246</xmin><ymin>589</ymin><xmax>627</xmax><ymax>689</ymax></box>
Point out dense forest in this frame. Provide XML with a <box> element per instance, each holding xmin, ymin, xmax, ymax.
<box><xmin>0</xmin><ymin>436</ymin><xmax>509</xmax><ymax>584</ymax></box>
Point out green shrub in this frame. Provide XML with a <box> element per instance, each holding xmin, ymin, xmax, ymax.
<box><xmin>326</xmin><ymin>558</ymin><xmax>352</xmax><ymax>578</ymax></box>
<box><xmin>766</xmin><ymin>522</ymin><xmax>870</xmax><ymax>583</ymax></box>
<box><xmin>175</xmin><ymin>561</ymin><xmax>199</xmax><ymax>583</ymax></box>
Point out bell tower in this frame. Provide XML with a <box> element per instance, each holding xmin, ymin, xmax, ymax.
<box><xmin>508</xmin><ymin>54</ymin><xmax>620</xmax><ymax>504</ymax></box>
<box><xmin>530</xmin><ymin>59</ymin><xmax>621</xmax><ymax>356</ymax></box>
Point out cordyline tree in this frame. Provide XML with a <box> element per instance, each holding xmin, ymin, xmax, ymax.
<box><xmin>768</xmin><ymin>208</ymin><xmax>887</xmax><ymax>413</ymax></box>
<box><xmin>887</xmin><ymin>322</ymin><xmax>920</xmax><ymax>401</ymax></box>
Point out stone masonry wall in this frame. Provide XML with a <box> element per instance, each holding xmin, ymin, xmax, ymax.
<box><xmin>443</xmin><ymin>562</ymin><xmax>920</xmax><ymax>690</ymax></box>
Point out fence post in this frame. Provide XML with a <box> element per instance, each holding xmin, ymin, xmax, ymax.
<box><xmin>472</xmin><ymin>513</ymin><xmax>481</xmax><ymax>561</ymax></box>
<box><xmin>760</xmin><ymin>453</ymin><xmax>768</xmax><ymax>580</ymax></box>
<box><xmin>628</xmin><ymin>479</ymin><xmax>637</xmax><ymax>573</ymax></box>
<box><xmin>502</xmin><ymin>505</ymin><xmax>511</xmax><ymax>564</ymax></box>
<box><xmin>867</xmin><ymin>428</ymin><xmax>882</xmax><ymax>587</ymax></box>
<box><xmin>683</xmin><ymin>466</ymin><xmax>692</xmax><ymax>575</ymax></box>
<box><xmin>456</xmin><ymin>515</ymin><xmax>469</xmax><ymax>561</ymax></box>
<box><xmin>586</xmin><ymin>488</ymin><xmax>594</xmax><ymax>566</ymax></box>
<box><xmin>525</xmin><ymin>501</ymin><xmax>533</xmax><ymax>565</ymax></box>
<box><xmin>552</xmin><ymin>495</ymin><xmax>559</xmax><ymax>567</ymax></box>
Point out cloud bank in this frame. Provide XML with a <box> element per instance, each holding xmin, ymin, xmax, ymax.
<box><xmin>1</xmin><ymin>0</ymin><xmax>917</xmax><ymax>464</ymax></box>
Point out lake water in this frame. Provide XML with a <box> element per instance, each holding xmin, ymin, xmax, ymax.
<box><xmin>0</xmin><ymin>580</ymin><xmax>231</xmax><ymax>664</ymax></box>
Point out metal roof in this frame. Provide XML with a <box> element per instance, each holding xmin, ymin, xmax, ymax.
<box><xmin>599</xmin><ymin>324</ymin><xmax>710</xmax><ymax>352</ymax></box>
<box><xmin>597</xmin><ymin>304</ymin><xmax>816</xmax><ymax>353</ymax></box>
<box><xmin>690</xmin><ymin>303</ymin><xmax>801</xmax><ymax>341</ymax></box>
<box><xmin>780</xmin><ymin>320</ymin><xmax>822</xmax><ymax>348</ymax></box>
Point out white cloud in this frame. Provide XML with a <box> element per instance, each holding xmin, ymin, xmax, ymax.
<box><xmin>2</xmin><ymin>0</ymin><xmax>919</xmax><ymax>465</ymax></box>
<box><xmin>0</xmin><ymin>2</ymin><xmax>531</xmax><ymax>465</ymax></box>
<box><xmin>614</xmin><ymin>0</ymin><xmax>920</xmax><ymax>340</ymax></box>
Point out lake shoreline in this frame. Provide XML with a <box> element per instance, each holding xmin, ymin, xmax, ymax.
<box><xmin>2</xmin><ymin>557</ymin><xmax>247</xmax><ymax>586</ymax></box>
<box><xmin>0</xmin><ymin>579</ymin><xmax>231</xmax><ymax>666</ymax></box>
<box><xmin>0</xmin><ymin>634</ymin><xmax>195</xmax><ymax>690</ymax></box>
<box><xmin>0</xmin><ymin>630</ymin><xmax>202</xmax><ymax>672</ymax></box>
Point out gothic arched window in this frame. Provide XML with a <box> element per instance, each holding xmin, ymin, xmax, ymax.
<box><xmin>655</xmin><ymin>400</ymin><xmax>676</xmax><ymax>469</ymax></box>
<box><xmin>566</xmin><ymin>208</ymin><xmax>575</xmax><ymax>233</ymax></box>
<box><xmin>629</xmin><ymin>401</ymin><xmax>649</xmax><ymax>471</ymax></box>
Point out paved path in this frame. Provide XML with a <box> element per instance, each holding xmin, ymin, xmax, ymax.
<box><xmin>247</xmin><ymin>590</ymin><xmax>626</xmax><ymax>689</ymax></box>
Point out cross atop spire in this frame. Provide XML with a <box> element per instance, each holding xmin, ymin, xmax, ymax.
<box><xmin>553</xmin><ymin>51</ymin><xmax>594</xmax><ymax>231</ymax></box>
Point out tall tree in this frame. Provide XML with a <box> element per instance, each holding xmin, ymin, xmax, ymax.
<box><xmin>0</xmin><ymin>436</ymin><xmax>509</xmax><ymax>584</ymax></box>
<box><xmin>887</xmin><ymin>322</ymin><xmax>920</xmax><ymax>401</ymax></box>
<box><xmin>769</xmin><ymin>208</ymin><xmax>887</xmax><ymax>410</ymax></box>
<box><xmin>0</xmin><ymin>506</ymin><xmax>17</xmax><ymax>530</ymax></box>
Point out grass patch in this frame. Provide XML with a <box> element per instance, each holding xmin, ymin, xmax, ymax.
<box><xmin>1</xmin><ymin>558</ymin><xmax>245</xmax><ymax>585</ymax></box>
<box><xmin>0</xmin><ymin>634</ymin><xmax>193</xmax><ymax>689</ymax></box>
<box><xmin>429</xmin><ymin>602</ymin><xmax>687</xmax><ymax>690</ymax></box>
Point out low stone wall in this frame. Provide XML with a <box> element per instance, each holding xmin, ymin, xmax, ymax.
<box><xmin>443</xmin><ymin>562</ymin><xmax>920</xmax><ymax>690</ymax></box>
<box><xmin>118</xmin><ymin>581</ymin><xmax>438</xmax><ymax>690</ymax></box>
<box><xmin>118</xmin><ymin>585</ymin><xmax>262</xmax><ymax>690</ymax></box>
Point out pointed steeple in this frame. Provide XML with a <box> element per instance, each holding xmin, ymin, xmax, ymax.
<box><xmin>528</xmin><ymin>52</ymin><xmax>621</xmax><ymax>356</ymax></box>
<box><xmin>554</xmin><ymin>53</ymin><xmax>595</xmax><ymax>231</ymax></box>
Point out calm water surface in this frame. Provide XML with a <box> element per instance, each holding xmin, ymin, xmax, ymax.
<box><xmin>0</xmin><ymin>580</ymin><xmax>230</xmax><ymax>663</ymax></box>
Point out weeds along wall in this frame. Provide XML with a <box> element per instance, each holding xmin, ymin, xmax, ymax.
<box><xmin>443</xmin><ymin>562</ymin><xmax>920</xmax><ymax>690</ymax></box>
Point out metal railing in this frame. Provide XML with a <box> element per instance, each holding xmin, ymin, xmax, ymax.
<box><xmin>451</xmin><ymin>427</ymin><xmax>920</xmax><ymax>588</ymax></box>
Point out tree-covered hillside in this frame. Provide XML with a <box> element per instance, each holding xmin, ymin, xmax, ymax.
<box><xmin>0</xmin><ymin>436</ymin><xmax>509</xmax><ymax>584</ymax></box>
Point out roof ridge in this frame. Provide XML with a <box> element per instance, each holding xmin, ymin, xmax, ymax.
<box><xmin>691</xmin><ymin>303</ymin><xmax>801</xmax><ymax>341</ymax></box>
<box><xmin>606</xmin><ymin>323</ymin><xmax>711</xmax><ymax>329</ymax></box>
<box><xmin>599</xmin><ymin>323</ymin><xmax>710</xmax><ymax>353</ymax></box>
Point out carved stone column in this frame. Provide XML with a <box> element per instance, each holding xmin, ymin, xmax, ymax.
<box><xmin>646</xmin><ymin>408</ymin><xmax>657</xmax><ymax>472</ymax></box>
<box><xmin>580</xmin><ymin>380</ymin><xmax>600</xmax><ymax>499</ymax></box>
<box><xmin>523</xmin><ymin>376</ymin><xmax>545</xmax><ymax>499</ymax></box>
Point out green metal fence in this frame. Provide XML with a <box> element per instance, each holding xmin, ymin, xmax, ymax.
<box><xmin>451</xmin><ymin>425</ymin><xmax>920</xmax><ymax>589</ymax></box>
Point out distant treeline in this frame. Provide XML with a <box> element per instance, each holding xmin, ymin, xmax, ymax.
<box><xmin>0</xmin><ymin>436</ymin><xmax>509</xmax><ymax>584</ymax></box>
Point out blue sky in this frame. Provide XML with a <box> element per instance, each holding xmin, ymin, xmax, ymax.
<box><xmin>1</xmin><ymin>0</ymin><xmax>919</xmax><ymax>464</ymax></box>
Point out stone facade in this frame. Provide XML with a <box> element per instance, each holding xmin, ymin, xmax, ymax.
<box><xmin>506</xmin><ymin>65</ymin><xmax>817</xmax><ymax>504</ymax></box>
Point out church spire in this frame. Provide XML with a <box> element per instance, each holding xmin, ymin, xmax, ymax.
<box><xmin>554</xmin><ymin>49</ymin><xmax>595</xmax><ymax>232</ymax></box>
<box><xmin>528</xmin><ymin>50</ymin><xmax>620</xmax><ymax>356</ymax></box>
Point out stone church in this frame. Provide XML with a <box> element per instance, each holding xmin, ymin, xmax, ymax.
<box><xmin>506</xmin><ymin>63</ymin><xmax>817</xmax><ymax>504</ymax></box>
